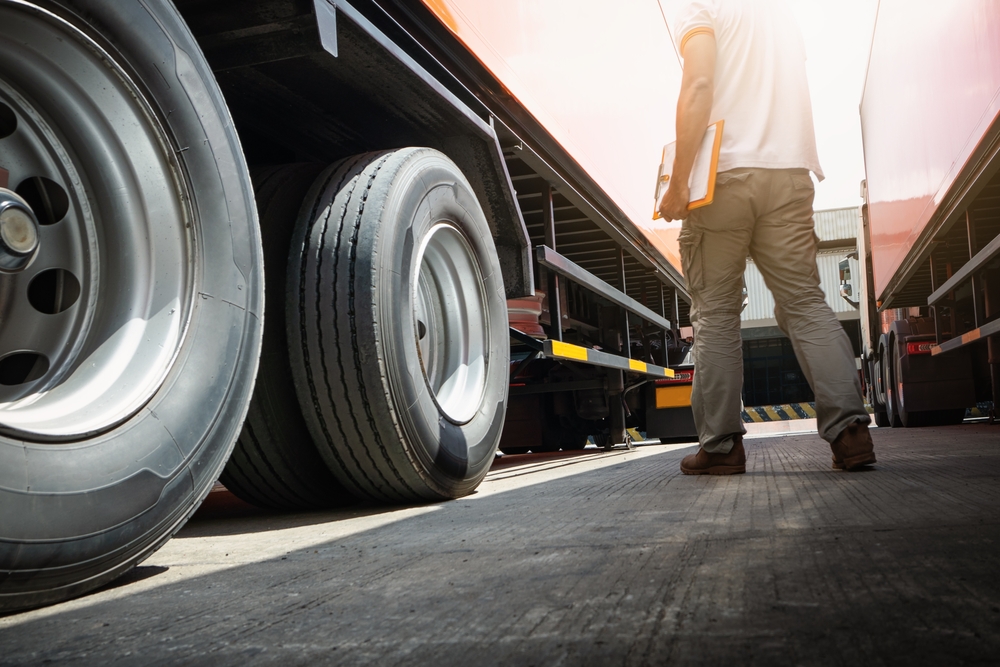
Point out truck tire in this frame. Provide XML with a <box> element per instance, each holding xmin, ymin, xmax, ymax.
<box><xmin>220</xmin><ymin>166</ymin><xmax>356</xmax><ymax>510</ymax></box>
<box><xmin>869</xmin><ymin>361</ymin><xmax>891</xmax><ymax>427</ymax></box>
<box><xmin>882</xmin><ymin>342</ymin><xmax>902</xmax><ymax>427</ymax></box>
<box><xmin>287</xmin><ymin>149</ymin><xmax>509</xmax><ymax>502</ymax></box>
<box><xmin>0</xmin><ymin>0</ymin><xmax>262</xmax><ymax>611</ymax></box>
<box><xmin>893</xmin><ymin>338</ymin><xmax>924</xmax><ymax>428</ymax></box>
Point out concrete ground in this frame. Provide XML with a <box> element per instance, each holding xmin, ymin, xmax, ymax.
<box><xmin>2</xmin><ymin>424</ymin><xmax>999</xmax><ymax>666</ymax></box>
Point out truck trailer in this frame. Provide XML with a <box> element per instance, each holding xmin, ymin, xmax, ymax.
<box><xmin>0</xmin><ymin>0</ymin><xmax>695</xmax><ymax>611</ymax></box>
<box><xmin>855</xmin><ymin>0</ymin><xmax>1000</xmax><ymax>427</ymax></box>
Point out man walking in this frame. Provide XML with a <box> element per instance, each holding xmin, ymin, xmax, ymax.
<box><xmin>658</xmin><ymin>0</ymin><xmax>876</xmax><ymax>474</ymax></box>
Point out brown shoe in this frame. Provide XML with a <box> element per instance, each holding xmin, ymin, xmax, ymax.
<box><xmin>830</xmin><ymin>420</ymin><xmax>876</xmax><ymax>470</ymax></box>
<box><xmin>681</xmin><ymin>436</ymin><xmax>746</xmax><ymax>475</ymax></box>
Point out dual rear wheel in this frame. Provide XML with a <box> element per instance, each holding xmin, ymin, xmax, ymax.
<box><xmin>882</xmin><ymin>339</ymin><xmax>964</xmax><ymax>428</ymax></box>
<box><xmin>231</xmin><ymin>149</ymin><xmax>509</xmax><ymax>507</ymax></box>
<box><xmin>0</xmin><ymin>1</ymin><xmax>508</xmax><ymax>611</ymax></box>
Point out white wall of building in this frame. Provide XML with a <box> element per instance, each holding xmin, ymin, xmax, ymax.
<box><xmin>741</xmin><ymin>207</ymin><xmax>861</xmax><ymax>329</ymax></box>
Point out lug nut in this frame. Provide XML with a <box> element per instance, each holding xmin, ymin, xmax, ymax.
<box><xmin>0</xmin><ymin>188</ymin><xmax>40</xmax><ymax>273</ymax></box>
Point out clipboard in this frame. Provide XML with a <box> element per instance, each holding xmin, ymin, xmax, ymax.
<box><xmin>653</xmin><ymin>119</ymin><xmax>724</xmax><ymax>219</ymax></box>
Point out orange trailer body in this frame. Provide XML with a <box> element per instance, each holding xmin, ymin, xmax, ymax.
<box><xmin>861</xmin><ymin>0</ymin><xmax>1000</xmax><ymax>304</ymax></box>
<box><xmin>421</xmin><ymin>0</ymin><xmax>685</xmax><ymax>274</ymax></box>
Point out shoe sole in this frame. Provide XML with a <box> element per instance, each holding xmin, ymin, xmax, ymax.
<box><xmin>831</xmin><ymin>453</ymin><xmax>877</xmax><ymax>471</ymax></box>
<box><xmin>681</xmin><ymin>464</ymin><xmax>746</xmax><ymax>475</ymax></box>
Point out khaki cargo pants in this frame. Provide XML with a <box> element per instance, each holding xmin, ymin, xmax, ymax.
<box><xmin>680</xmin><ymin>168</ymin><xmax>869</xmax><ymax>454</ymax></box>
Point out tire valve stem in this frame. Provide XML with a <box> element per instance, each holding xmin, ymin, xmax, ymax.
<box><xmin>0</xmin><ymin>188</ymin><xmax>40</xmax><ymax>274</ymax></box>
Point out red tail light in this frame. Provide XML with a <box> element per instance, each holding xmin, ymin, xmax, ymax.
<box><xmin>906</xmin><ymin>341</ymin><xmax>934</xmax><ymax>355</ymax></box>
<box><xmin>656</xmin><ymin>370</ymin><xmax>694</xmax><ymax>386</ymax></box>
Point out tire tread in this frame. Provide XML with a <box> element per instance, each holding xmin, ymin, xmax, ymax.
<box><xmin>293</xmin><ymin>155</ymin><xmax>408</xmax><ymax>502</ymax></box>
<box><xmin>221</xmin><ymin>164</ymin><xmax>354</xmax><ymax>510</ymax></box>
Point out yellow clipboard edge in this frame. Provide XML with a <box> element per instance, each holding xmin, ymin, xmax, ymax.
<box><xmin>651</xmin><ymin>143</ymin><xmax>672</xmax><ymax>220</ymax></box>
<box><xmin>651</xmin><ymin>119</ymin><xmax>724</xmax><ymax>218</ymax></box>
<box><xmin>688</xmin><ymin>119</ymin><xmax>724</xmax><ymax>210</ymax></box>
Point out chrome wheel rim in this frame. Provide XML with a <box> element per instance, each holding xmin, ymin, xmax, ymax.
<box><xmin>0</xmin><ymin>2</ymin><xmax>191</xmax><ymax>439</ymax></box>
<box><xmin>413</xmin><ymin>221</ymin><xmax>488</xmax><ymax>424</ymax></box>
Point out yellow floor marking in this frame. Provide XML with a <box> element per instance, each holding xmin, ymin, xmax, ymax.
<box><xmin>763</xmin><ymin>405</ymin><xmax>782</xmax><ymax>421</ymax></box>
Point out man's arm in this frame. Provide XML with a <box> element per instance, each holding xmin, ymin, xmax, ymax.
<box><xmin>658</xmin><ymin>31</ymin><xmax>716</xmax><ymax>221</ymax></box>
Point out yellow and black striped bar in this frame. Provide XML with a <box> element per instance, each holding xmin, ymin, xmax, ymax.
<box><xmin>741</xmin><ymin>403</ymin><xmax>817</xmax><ymax>423</ymax></box>
<box><xmin>931</xmin><ymin>318</ymin><xmax>1000</xmax><ymax>356</ymax></box>
<box><xmin>543</xmin><ymin>340</ymin><xmax>674</xmax><ymax>379</ymax></box>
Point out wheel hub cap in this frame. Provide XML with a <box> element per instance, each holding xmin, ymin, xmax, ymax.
<box><xmin>413</xmin><ymin>222</ymin><xmax>489</xmax><ymax>424</ymax></box>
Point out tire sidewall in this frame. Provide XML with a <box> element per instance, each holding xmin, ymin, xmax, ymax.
<box><xmin>893</xmin><ymin>339</ymin><xmax>916</xmax><ymax>428</ymax></box>
<box><xmin>0</xmin><ymin>0</ymin><xmax>261</xmax><ymax>609</ymax></box>
<box><xmin>377</xmin><ymin>150</ymin><xmax>508</xmax><ymax>496</ymax></box>
<box><xmin>882</xmin><ymin>342</ymin><xmax>899</xmax><ymax>427</ymax></box>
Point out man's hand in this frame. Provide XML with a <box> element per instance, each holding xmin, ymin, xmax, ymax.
<box><xmin>662</xmin><ymin>30</ymin><xmax>715</xmax><ymax>222</ymax></box>
<box><xmin>658</xmin><ymin>178</ymin><xmax>691</xmax><ymax>221</ymax></box>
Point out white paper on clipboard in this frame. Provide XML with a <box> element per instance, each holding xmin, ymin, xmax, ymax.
<box><xmin>653</xmin><ymin>120</ymin><xmax>724</xmax><ymax>219</ymax></box>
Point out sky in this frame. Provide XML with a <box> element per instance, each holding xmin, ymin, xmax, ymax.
<box><xmin>423</xmin><ymin>0</ymin><xmax>882</xmax><ymax>267</ymax></box>
<box><xmin>785</xmin><ymin>0</ymin><xmax>880</xmax><ymax>210</ymax></box>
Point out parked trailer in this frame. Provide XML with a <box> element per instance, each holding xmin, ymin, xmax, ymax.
<box><xmin>853</xmin><ymin>0</ymin><xmax>1000</xmax><ymax>427</ymax></box>
<box><xmin>0</xmin><ymin>0</ymin><xmax>694</xmax><ymax>610</ymax></box>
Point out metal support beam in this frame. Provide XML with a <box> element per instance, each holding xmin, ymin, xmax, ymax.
<box><xmin>929</xmin><ymin>251</ymin><xmax>942</xmax><ymax>345</ymax></box>
<box><xmin>931</xmin><ymin>318</ymin><xmax>1000</xmax><ymax>356</ymax></box>
<box><xmin>498</xmin><ymin>126</ymin><xmax>690</xmax><ymax>301</ymax></box>
<box><xmin>659</xmin><ymin>282</ymin><xmax>669</xmax><ymax>366</ymax></box>
<box><xmin>968</xmin><ymin>211</ymin><xmax>983</xmax><ymax>328</ymax></box>
<box><xmin>928</xmin><ymin>218</ymin><xmax>1000</xmax><ymax>307</ymax></box>
<box><xmin>509</xmin><ymin>326</ymin><xmax>543</xmax><ymax>351</ymax></box>
<box><xmin>617</xmin><ymin>247</ymin><xmax>631</xmax><ymax>356</ymax></box>
<box><xmin>985</xmin><ymin>268</ymin><xmax>1000</xmax><ymax>423</ymax></box>
<box><xmin>609</xmin><ymin>396</ymin><xmax>629</xmax><ymax>447</ymax></box>
<box><xmin>535</xmin><ymin>246</ymin><xmax>672</xmax><ymax>332</ymax></box>
<box><xmin>607</xmin><ymin>369</ymin><xmax>628</xmax><ymax>448</ymax></box>
<box><xmin>542</xmin><ymin>185</ymin><xmax>562</xmax><ymax>340</ymax></box>
<box><xmin>542</xmin><ymin>185</ymin><xmax>562</xmax><ymax>341</ymax></box>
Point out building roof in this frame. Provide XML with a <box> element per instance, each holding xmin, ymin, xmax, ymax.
<box><xmin>814</xmin><ymin>207</ymin><xmax>860</xmax><ymax>245</ymax></box>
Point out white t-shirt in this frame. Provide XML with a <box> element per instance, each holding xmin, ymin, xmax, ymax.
<box><xmin>674</xmin><ymin>0</ymin><xmax>824</xmax><ymax>180</ymax></box>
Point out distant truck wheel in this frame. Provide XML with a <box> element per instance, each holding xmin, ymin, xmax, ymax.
<box><xmin>220</xmin><ymin>165</ymin><xmax>356</xmax><ymax>511</ymax></box>
<box><xmin>0</xmin><ymin>0</ymin><xmax>262</xmax><ymax>611</ymax></box>
<box><xmin>893</xmin><ymin>339</ymin><xmax>924</xmax><ymax>428</ymax></box>
<box><xmin>873</xmin><ymin>411</ymin><xmax>891</xmax><ymax>428</ymax></box>
<box><xmin>287</xmin><ymin>149</ymin><xmax>509</xmax><ymax>502</ymax></box>
<box><xmin>883</xmin><ymin>342</ymin><xmax>902</xmax><ymax>427</ymax></box>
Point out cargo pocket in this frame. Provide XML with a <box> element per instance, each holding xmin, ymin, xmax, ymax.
<box><xmin>790</xmin><ymin>172</ymin><xmax>813</xmax><ymax>191</ymax></box>
<box><xmin>790</xmin><ymin>172</ymin><xmax>815</xmax><ymax>203</ymax></box>
<box><xmin>678</xmin><ymin>226</ymin><xmax>705</xmax><ymax>292</ymax></box>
